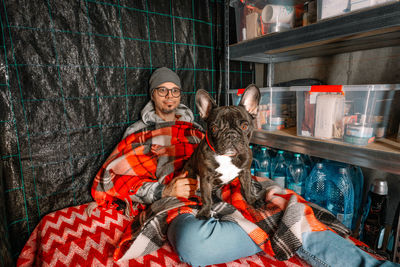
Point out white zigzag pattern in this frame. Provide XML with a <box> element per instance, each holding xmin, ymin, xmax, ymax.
<box><xmin>91</xmin><ymin>257</ymin><xmax>113</xmax><ymax>267</ymax></box>
<box><xmin>162</xmin><ymin>255</ymin><xmax>187</xmax><ymax>267</ymax></box>
<box><xmin>45</xmin><ymin>229</ymin><xmax>124</xmax><ymax>267</ymax></box>
<box><xmin>41</xmin><ymin>208</ymin><xmax>127</xmax><ymax>253</ymax></box>
<box><xmin>17</xmin><ymin>229</ymin><xmax>38</xmax><ymax>263</ymax></box>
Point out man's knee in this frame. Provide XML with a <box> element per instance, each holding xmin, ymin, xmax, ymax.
<box><xmin>168</xmin><ymin>213</ymin><xmax>215</xmax><ymax>265</ymax></box>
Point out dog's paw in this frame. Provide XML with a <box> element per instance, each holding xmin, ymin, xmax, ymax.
<box><xmin>196</xmin><ymin>208</ymin><xmax>211</xmax><ymax>219</ymax></box>
<box><xmin>253</xmin><ymin>199</ymin><xmax>265</xmax><ymax>209</ymax></box>
<box><xmin>245</xmin><ymin>194</ymin><xmax>257</xmax><ymax>206</ymax></box>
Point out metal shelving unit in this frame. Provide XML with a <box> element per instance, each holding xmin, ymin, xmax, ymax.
<box><xmin>251</xmin><ymin>128</ymin><xmax>400</xmax><ymax>175</ymax></box>
<box><xmin>230</xmin><ymin>2</ymin><xmax>400</xmax><ymax>63</ymax></box>
<box><xmin>227</xmin><ymin>2</ymin><xmax>400</xmax><ymax>174</ymax></box>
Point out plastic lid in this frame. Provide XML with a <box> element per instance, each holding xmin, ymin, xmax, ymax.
<box><xmin>370</xmin><ymin>178</ymin><xmax>388</xmax><ymax>195</ymax></box>
<box><xmin>278</xmin><ymin>150</ymin><xmax>284</xmax><ymax>154</ymax></box>
<box><xmin>294</xmin><ymin>153</ymin><xmax>301</xmax><ymax>157</ymax></box>
<box><xmin>261</xmin><ymin>147</ymin><xmax>267</xmax><ymax>151</ymax></box>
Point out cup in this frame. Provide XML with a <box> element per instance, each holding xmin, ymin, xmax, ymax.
<box><xmin>261</xmin><ymin>5</ymin><xmax>295</xmax><ymax>25</ymax></box>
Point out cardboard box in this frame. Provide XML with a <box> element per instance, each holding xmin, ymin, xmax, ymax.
<box><xmin>318</xmin><ymin>0</ymin><xmax>350</xmax><ymax>20</ymax></box>
<box><xmin>351</xmin><ymin>0</ymin><xmax>397</xmax><ymax>12</ymax></box>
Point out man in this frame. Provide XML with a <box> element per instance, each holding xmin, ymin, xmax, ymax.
<box><xmin>120</xmin><ymin>67</ymin><xmax>201</xmax><ymax>204</ymax></box>
<box><xmin>92</xmin><ymin>67</ymin><xmax>397</xmax><ymax>267</ymax></box>
<box><xmin>120</xmin><ymin>67</ymin><xmax>260</xmax><ymax>265</ymax></box>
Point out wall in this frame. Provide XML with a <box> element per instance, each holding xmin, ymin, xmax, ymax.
<box><xmin>274</xmin><ymin>46</ymin><xmax>400</xmax><ymax>85</ymax></box>
<box><xmin>0</xmin><ymin>0</ymin><xmax>251</xmax><ymax>262</ymax></box>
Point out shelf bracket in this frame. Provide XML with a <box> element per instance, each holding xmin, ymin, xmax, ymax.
<box><xmin>267</xmin><ymin>63</ymin><xmax>274</xmax><ymax>87</ymax></box>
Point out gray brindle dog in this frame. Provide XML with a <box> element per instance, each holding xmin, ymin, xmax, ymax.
<box><xmin>184</xmin><ymin>84</ymin><xmax>261</xmax><ymax>218</ymax></box>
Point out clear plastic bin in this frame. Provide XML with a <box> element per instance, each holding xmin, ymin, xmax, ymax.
<box><xmin>295</xmin><ymin>84</ymin><xmax>400</xmax><ymax>145</ymax></box>
<box><xmin>317</xmin><ymin>0</ymin><xmax>398</xmax><ymax>21</ymax></box>
<box><xmin>229</xmin><ymin>87</ymin><xmax>296</xmax><ymax>131</ymax></box>
<box><xmin>230</xmin><ymin>0</ymin><xmax>298</xmax><ymax>43</ymax></box>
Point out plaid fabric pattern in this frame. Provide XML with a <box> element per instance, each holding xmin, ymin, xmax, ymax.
<box><xmin>91</xmin><ymin>121</ymin><xmax>204</xmax><ymax>216</ymax></box>
<box><xmin>91</xmin><ymin>121</ymin><xmax>350</xmax><ymax>262</ymax></box>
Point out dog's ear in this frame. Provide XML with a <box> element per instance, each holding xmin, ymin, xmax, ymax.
<box><xmin>239</xmin><ymin>84</ymin><xmax>260</xmax><ymax>117</ymax></box>
<box><xmin>196</xmin><ymin>89</ymin><xmax>217</xmax><ymax>120</ymax></box>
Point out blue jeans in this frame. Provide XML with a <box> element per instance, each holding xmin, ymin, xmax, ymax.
<box><xmin>167</xmin><ymin>213</ymin><xmax>399</xmax><ymax>267</ymax></box>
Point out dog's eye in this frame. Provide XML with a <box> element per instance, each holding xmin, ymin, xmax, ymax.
<box><xmin>241</xmin><ymin>122</ymin><xmax>249</xmax><ymax>130</ymax></box>
<box><xmin>211</xmin><ymin>125</ymin><xmax>218</xmax><ymax>133</ymax></box>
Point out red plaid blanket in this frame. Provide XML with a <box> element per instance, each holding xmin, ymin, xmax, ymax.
<box><xmin>91</xmin><ymin>121</ymin><xmax>204</xmax><ymax>216</ymax></box>
<box><xmin>90</xmin><ymin>121</ymin><xmax>350</xmax><ymax>263</ymax></box>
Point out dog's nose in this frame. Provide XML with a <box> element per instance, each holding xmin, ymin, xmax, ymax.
<box><xmin>226</xmin><ymin>130</ymin><xmax>238</xmax><ymax>138</ymax></box>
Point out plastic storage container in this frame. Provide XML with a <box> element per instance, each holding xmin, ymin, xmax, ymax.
<box><xmin>317</xmin><ymin>0</ymin><xmax>398</xmax><ymax>21</ymax></box>
<box><xmin>229</xmin><ymin>87</ymin><xmax>296</xmax><ymax>131</ymax></box>
<box><xmin>295</xmin><ymin>84</ymin><xmax>400</xmax><ymax>145</ymax></box>
<box><xmin>230</xmin><ymin>0</ymin><xmax>297</xmax><ymax>43</ymax></box>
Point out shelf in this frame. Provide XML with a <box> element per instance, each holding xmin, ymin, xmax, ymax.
<box><xmin>251</xmin><ymin>128</ymin><xmax>400</xmax><ymax>175</ymax></box>
<box><xmin>229</xmin><ymin>2</ymin><xmax>400</xmax><ymax>63</ymax></box>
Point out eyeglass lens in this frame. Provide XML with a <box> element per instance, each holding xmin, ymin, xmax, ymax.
<box><xmin>155</xmin><ymin>87</ymin><xmax>181</xmax><ymax>97</ymax></box>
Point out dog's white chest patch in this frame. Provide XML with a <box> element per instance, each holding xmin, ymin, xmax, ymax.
<box><xmin>215</xmin><ymin>155</ymin><xmax>241</xmax><ymax>183</ymax></box>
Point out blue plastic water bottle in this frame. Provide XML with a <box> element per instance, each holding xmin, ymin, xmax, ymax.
<box><xmin>250</xmin><ymin>145</ymin><xmax>259</xmax><ymax>176</ymax></box>
<box><xmin>301</xmin><ymin>154</ymin><xmax>313</xmax><ymax>176</ymax></box>
<box><xmin>271</xmin><ymin>150</ymin><xmax>286</xmax><ymax>188</ymax></box>
<box><xmin>326</xmin><ymin>167</ymin><xmax>354</xmax><ymax>229</ymax></box>
<box><xmin>286</xmin><ymin>153</ymin><xmax>307</xmax><ymax>196</ymax></box>
<box><xmin>304</xmin><ymin>163</ymin><xmax>328</xmax><ymax>208</ymax></box>
<box><xmin>349</xmin><ymin>166</ymin><xmax>364</xmax><ymax>230</ymax></box>
<box><xmin>256</xmin><ymin>147</ymin><xmax>270</xmax><ymax>178</ymax></box>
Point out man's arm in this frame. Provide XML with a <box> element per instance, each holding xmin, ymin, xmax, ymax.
<box><xmin>130</xmin><ymin>181</ymin><xmax>165</xmax><ymax>204</ymax></box>
<box><xmin>132</xmin><ymin>172</ymin><xmax>198</xmax><ymax>204</ymax></box>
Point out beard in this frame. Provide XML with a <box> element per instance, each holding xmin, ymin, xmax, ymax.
<box><xmin>160</xmin><ymin>106</ymin><xmax>177</xmax><ymax>114</ymax></box>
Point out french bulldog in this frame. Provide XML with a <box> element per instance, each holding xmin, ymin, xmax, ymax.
<box><xmin>183</xmin><ymin>84</ymin><xmax>261</xmax><ymax>219</ymax></box>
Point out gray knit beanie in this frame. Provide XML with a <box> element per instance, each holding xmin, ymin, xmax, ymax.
<box><xmin>149</xmin><ymin>67</ymin><xmax>182</xmax><ymax>94</ymax></box>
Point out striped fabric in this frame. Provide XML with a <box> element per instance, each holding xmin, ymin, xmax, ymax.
<box><xmin>17</xmin><ymin>203</ymin><xmax>312</xmax><ymax>266</ymax></box>
<box><xmin>90</xmin><ymin>121</ymin><xmax>350</xmax><ymax>262</ymax></box>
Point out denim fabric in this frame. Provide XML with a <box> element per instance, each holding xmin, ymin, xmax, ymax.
<box><xmin>167</xmin><ymin>213</ymin><xmax>262</xmax><ymax>266</ymax></box>
<box><xmin>168</xmin><ymin>213</ymin><xmax>400</xmax><ymax>267</ymax></box>
<box><xmin>296</xmin><ymin>231</ymin><xmax>399</xmax><ymax>267</ymax></box>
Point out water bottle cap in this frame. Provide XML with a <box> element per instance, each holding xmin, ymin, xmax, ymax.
<box><xmin>261</xmin><ymin>147</ymin><xmax>267</xmax><ymax>151</ymax></box>
<box><xmin>316</xmin><ymin>163</ymin><xmax>323</xmax><ymax>169</ymax></box>
<box><xmin>278</xmin><ymin>150</ymin><xmax>284</xmax><ymax>154</ymax></box>
<box><xmin>338</xmin><ymin>167</ymin><xmax>347</xmax><ymax>174</ymax></box>
<box><xmin>294</xmin><ymin>153</ymin><xmax>301</xmax><ymax>157</ymax></box>
<box><xmin>370</xmin><ymin>178</ymin><xmax>388</xmax><ymax>195</ymax></box>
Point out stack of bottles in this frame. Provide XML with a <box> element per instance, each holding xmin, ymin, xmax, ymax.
<box><xmin>250</xmin><ymin>144</ymin><xmax>364</xmax><ymax>231</ymax></box>
<box><xmin>250</xmin><ymin>144</ymin><xmax>398</xmax><ymax>259</ymax></box>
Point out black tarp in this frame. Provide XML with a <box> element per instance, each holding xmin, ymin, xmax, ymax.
<box><xmin>0</xmin><ymin>0</ymin><xmax>253</xmax><ymax>263</ymax></box>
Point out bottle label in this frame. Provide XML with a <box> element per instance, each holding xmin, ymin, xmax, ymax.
<box><xmin>256</xmin><ymin>171</ymin><xmax>270</xmax><ymax>178</ymax></box>
<box><xmin>291</xmin><ymin>184</ymin><xmax>302</xmax><ymax>195</ymax></box>
<box><xmin>336</xmin><ymin>213</ymin><xmax>353</xmax><ymax>229</ymax></box>
<box><xmin>273</xmin><ymin>176</ymin><xmax>285</xmax><ymax>188</ymax></box>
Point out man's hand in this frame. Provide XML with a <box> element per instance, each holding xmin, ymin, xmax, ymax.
<box><xmin>162</xmin><ymin>171</ymin><xmax>198</xmax><ymax>199</ymax></box>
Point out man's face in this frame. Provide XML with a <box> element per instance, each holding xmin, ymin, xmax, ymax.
<box><xmin>151</xmin><ymin>82</ymin><xmax>181</xmax><ymax>115</ymax></box>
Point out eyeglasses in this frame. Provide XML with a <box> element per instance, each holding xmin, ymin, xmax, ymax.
<box><xmin>154</xmin><ymin>87</ymin><xmax>182</xmax><ymax>98</ymax></box>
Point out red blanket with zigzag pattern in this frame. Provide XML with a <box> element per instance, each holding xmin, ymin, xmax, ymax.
<box><xmin>17</xmin><ymin>203</ymin><xmax>312</xmax><ymax>266</ymax></box>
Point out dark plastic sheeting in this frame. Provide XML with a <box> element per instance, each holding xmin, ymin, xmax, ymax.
<box><xmin>0</xmin><ymin>0</ymin><xmax>253</xmax><ymax>261</ymax></box>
